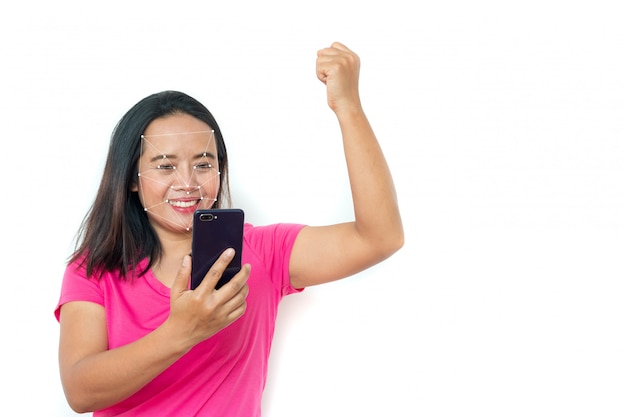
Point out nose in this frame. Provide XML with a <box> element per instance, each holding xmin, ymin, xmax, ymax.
<box><xmin>170</xmin><ymin>165</ymin><xmax>200</xmax><ymax>191</ymax></box>
<box><xmin>170</xmin><ymin>184</ymin><xmax>201</xmax><ymax>195</ymax></box>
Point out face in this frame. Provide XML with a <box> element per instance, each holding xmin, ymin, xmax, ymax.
<box><xmin>133</xmin><ymin>113</ymin><xmax>220</xmax><ymax>235</ymax></box>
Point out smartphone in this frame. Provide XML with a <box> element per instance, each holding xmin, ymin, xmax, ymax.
<box><xmin>191</xmin><ymin>208</ymin><xmax>245</xmax><ymax>290</ymax></box>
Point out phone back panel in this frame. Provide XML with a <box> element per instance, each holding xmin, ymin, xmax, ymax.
<box><xmin>191</xmin><ymin>208</ymin><xmax>245</xmax><ymax>290</ymax></box>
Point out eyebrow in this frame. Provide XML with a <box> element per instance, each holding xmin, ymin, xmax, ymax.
<box><xmin>149</xmin><ymin>151</ymin><xmax>217</xmax><ymax>163</ymax></box>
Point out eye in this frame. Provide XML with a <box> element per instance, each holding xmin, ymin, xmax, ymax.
<box><xmin>194</xmin><ymin>162</ymin><xmax>214</xmax><ymax>170</ymax></box>
<box><xmin>156</xmin><ymin>164</ymin><xmax>176</xmax><ymax>170</ymax></box>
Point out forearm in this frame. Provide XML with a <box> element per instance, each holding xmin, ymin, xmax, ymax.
<box><xmin>289</xmin><ymin>42</ymin><xmax>404</xmax><ymax>287</ymax></box>
<box><xmin>62</xmin><ymin>320</ymin><xmax>190</xmax><ymax>413</ymax></box>
<box><xmin>336</xmin><ymin>105</ymin><xmax>404</xmax><ymax>254</ymax></box>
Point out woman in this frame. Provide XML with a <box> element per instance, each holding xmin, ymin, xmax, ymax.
<box><xmin>56</xmin><ymin>42</ymin><xmax>404</xmax><ymax>416</ymax></box>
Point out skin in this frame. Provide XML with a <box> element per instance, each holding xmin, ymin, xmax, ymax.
<box><xmin>58</xmin><ymin>42</ymin><xmax>404</xmax><ymax>413</ymax></box>
<box><xmin>135</xmin><ymin>118</ymin><xmax>221</xmax><ymax>235</ymax></box>
<box><xmin>132</xmin><ymin>116</ymin><xmax>222</xmax><ymax>284</ymax></box>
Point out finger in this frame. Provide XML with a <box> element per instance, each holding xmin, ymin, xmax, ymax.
<box><xmin>316</xmin><ymin>44</ymin><xmax>358</xmax><ymax>82</ymax></box>
<box><xmin>171</xmin><ymin>255</ymin><xmax>192</xmax><ymax>296</ymax></box>
<box><xmin>329</xmin><ymin>41</ymin><xmax>351</xmax><ymax>53</ymax></box>
<box><xmin>317</xmin><ymin>42</ymin><xmax>351</xmax><ymax>58</ymax></box>
<box><xmin>215</xmin><ymin>264</ymin><xmax>250</xmax><ymax>306</ymax></box>
<box><xmin>195</xmin><ymin>248</ymin><xmax>236</xmax><ymax>294</ymax></box>
<box><xmin>226</xmin><ymin>290</ymin><xmax>248</xmax><ymax>322</ymax></box>
<box><xmin>316</xmin><ymin>52</ymin><xmax>336</xmax><ymax>83</ymax></box>
<box><xmin>225</xmin><ymin>263</ymin><xmax>251</xmax><ymax>294</ymax></box>
<box><xmin>221</xmin><ymin>264</ymin><xmax>251</xmax><ymax>317</ymax></box>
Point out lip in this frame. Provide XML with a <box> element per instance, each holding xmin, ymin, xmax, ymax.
<box><xmin>167</xmin><ymin>198</ymin><xmax>201</xmax><ymax>213</ymax></box>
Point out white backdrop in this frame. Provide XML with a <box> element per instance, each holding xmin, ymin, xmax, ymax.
<box><xmin>1</xmin><ymin>1</ymin><xmax>625</xmax><ymax>416</ymax></box>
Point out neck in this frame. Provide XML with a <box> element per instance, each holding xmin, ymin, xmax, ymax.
<box><xmin>152</xmin><ymin>228</ymin><xmax>193</xmax><ymax>287</ymax></box>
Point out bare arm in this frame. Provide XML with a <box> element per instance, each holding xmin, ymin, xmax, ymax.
<box><xmin>59</xmin><ymin>252</ymin><xmax>250</xmax><ymax>412</ymax></box>
<box><xmin>290</xmin><ymin>42</ymin><xmax>404</xmax><ymax>288</ymax></box>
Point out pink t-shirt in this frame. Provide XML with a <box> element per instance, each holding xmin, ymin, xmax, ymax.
<box><xmin>55</xmin><ymin>223</ymin><xmax>305</xmax><ymax>417</ymax></box>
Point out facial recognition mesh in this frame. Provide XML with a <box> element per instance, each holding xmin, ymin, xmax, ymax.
<box><xmin>137</xmin><ymin>130</ymin><xmax>220</xmax><ymax>231</ymax></box>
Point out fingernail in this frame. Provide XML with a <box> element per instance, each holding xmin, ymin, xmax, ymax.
<box><xmin>224</xmin><ymin>248</ymin><xmax>235</xmax><ymax>257</ymax></box>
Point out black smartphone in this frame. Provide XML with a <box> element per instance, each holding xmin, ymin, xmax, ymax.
<box><xmin>191</xmin><ymin>208</ymin><xmax>245</xmax><ymax>290</ymax></box>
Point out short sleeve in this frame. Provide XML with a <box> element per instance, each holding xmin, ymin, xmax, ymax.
<box><xmin>243</xmin><ymin>223</ymin><xmax>306</xmax><ymax>296</ymax></box>
<box><xmin>54</xmin><ymin>260</ymin><xmax>104</xmax><ymax>321</ymax></box>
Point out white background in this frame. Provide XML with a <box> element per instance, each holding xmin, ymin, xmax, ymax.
<box><xmin>1</xmin><ymin>1</ymin><xmax>625</xmax><ymax>416</ymax></box>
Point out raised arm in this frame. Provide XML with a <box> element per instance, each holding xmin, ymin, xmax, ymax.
<box><xmin>289</xmin><ymin>42</ymin><xmax>404</xmax><ymax>288</ymax></box>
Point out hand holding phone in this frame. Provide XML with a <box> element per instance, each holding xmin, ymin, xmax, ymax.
<box><xmin>191</xmin><ymin>209</ymin><xmax>245</xmax><ymax>290</ymax></box>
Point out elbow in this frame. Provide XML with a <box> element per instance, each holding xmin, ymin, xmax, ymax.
<box><xmin>389</xmin><ymin>229</ymin><xmax>405</xmax><ymax>256</ymax></box>
<box><xmin>390</xmin><ymin>219</ymin><xmax>405</xmax><ymax>252</ymax></box>
<box><xmin>66</xmin><ymin>398</ymin><xmax>95</xmax><ymax>415</ymax></box>
<box><xmin>377</xmin><ymin>225</ymin><xmax>405</xmax><ymax>261</ymax></box>
<box><xmin>385</xmin><ymin>212</ymin><xmax>405</xmax><ymax>256</ymax></box>
<box><xmin>395</xmin><ymin>231</ymin><xmax>405</xmax><ymax>253</ymax></box>
<box><xmin>64</xmin><ymin>390</ymin><xmax>97</xmax><ymax>414</ymax></box>
<box><xmin>62</xmin><ymin>381</ymin><xmax>100</xmax><ymax>414</ymax></box>
<box><xmin>69</xmin><ymin>404</ymin><xmax>94</xmax><ymax>415</ymax></box>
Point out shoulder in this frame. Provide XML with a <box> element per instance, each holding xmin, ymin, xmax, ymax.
<box><xmin>244</xmin><ymin>222</ymin><xmax>307</xmax><ymax>247</ymax></box>
<box><xmin>243</xmin><ymin>222</ymin><xmax>306</xmax><ymax>267</ymax></box>
<box><xmin>242</xmin><ymin>223</ymin><xmax>307</xmax><ymax>294</ymax></box>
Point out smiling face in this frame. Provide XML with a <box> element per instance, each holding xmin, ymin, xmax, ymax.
<box><xmin>134</xmin><ymin>112</ymin><xmax>220</xmax><ymax>235</ymax></box>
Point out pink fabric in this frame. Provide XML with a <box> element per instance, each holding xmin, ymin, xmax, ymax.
<box><xmin>55</xmin><ymin>223</ymin><xmax>305</xmax><ymax>417</ymax></box>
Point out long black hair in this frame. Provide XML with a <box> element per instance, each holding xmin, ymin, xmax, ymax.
<box><xmin>70</xmin><ymin>91</ymin><xmax>231</xmax><ymax>280</ymax></box>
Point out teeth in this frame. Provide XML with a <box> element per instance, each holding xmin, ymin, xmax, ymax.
<box><xmin>168</xmin><ymin>200</ymin><xmax>198</xmax><ymax>208</ymax></box>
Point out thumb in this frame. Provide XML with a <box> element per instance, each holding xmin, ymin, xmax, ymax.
<box><xmin>171</xmin><ymin>255</ymin><xmax>192</xmax><ymax>297</ymax></box>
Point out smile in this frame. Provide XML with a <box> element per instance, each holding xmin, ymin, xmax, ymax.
<box><xmin>167</xmin><ymin>199</ymin><xmax>200</xmax><ymax>208</ymax></box>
